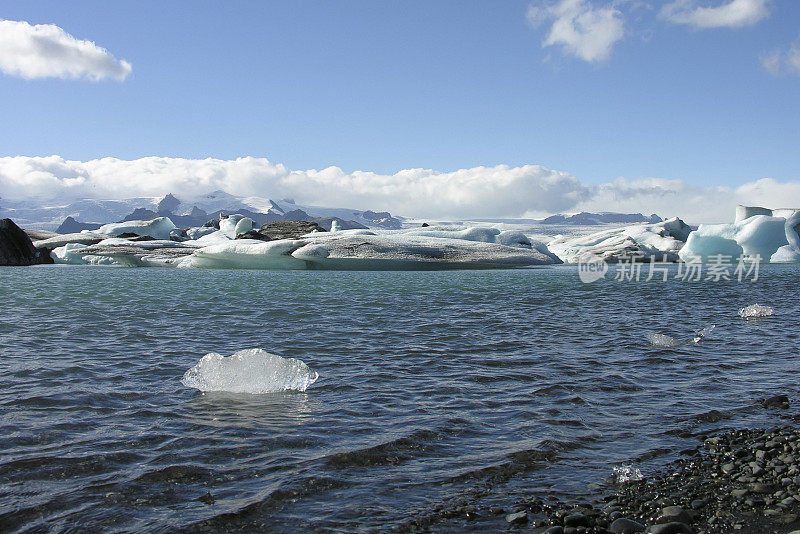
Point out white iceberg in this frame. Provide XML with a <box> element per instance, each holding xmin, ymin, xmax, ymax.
<box><xmin>680</xmin><ymin>206</ymin><xmax>800</xmax><ymax>263</ymax></box>
<box><xmin>177</xmin><ymin>225</ymin><xmax>560</xmax><ymax>270</ymax></box>
<box><xmin>739</xmin><ymin>303</ymin><xmax>774</xmax><ymax>319</ymax></box>
<box><xmin>218</xmin><ymin>214</ymin><xmax>254</xmax><ymax>239</ymax></box>
<box><xmin>181</xmin><ymin>349</ymin><xmax>319</xmax><ymax>394</ymax></box>
<box><xmin>547</xmin><ymin>218</ymin><xmax>691</xmax><ymax>263</ymax></box>
<box><xmin>95</xmin><ymin>217</ymin><xmax>177</xmax><ymax>240</ymax></box>
<box><xmin>178</xmin><ymin>239</ymin><xmax>307</xmax><ymax>270</ymax></box>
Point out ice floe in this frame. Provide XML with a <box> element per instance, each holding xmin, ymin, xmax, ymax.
<box><xmin>547</xmin><ymin>218</ymin><xmax>691</xmax><ymax>263</ymax></box>
<box><xmin>181</xmin><ymin>349</ymin><xmax>319</xmax><ymax>394</ymax></box>
<box><xmin>739</xmin><ymin>304</ymin><xmax>774</xmax><ymax>319</ymax></box>
<box><xmin>50</xmin><ymin>216</ymin><xmax>561</xmax><ymax>270</ymax></box>
<box><xmin>680</xmin><ymin>206</ymin><xmax>800</xmax><ymax>263</ymax></box>
<box><xmin>647</xmin><ymin>333</ymin><xmax>684</xmax><ymax>348</ymax></box>
<box><xmin>95</xmin><ymin>217</ymin><xmax>177</xmax><ymax>240</ymax></box>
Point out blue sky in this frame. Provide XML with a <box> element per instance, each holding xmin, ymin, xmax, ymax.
<box><xmin>0</xmin><ymin>1</ymin><xmax>799</xmax><ymax>220</ymax></box>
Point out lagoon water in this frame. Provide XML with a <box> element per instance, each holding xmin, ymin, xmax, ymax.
<box><xmin>1</xmin><ymin>264</ymin><xmax>799</xmax><ymax>532</ymax></box>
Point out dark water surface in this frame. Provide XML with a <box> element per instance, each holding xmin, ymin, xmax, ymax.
<box><xmin>1</xmin><ymin>265</ymin><xmax>799</xmax><ymax>532</ymax></box>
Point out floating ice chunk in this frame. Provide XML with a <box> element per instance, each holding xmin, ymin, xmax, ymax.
<box><xmin>181</xmin><ymin>349</ymin><xmax>319</xmax><ymax>394</ymax></box>
<box><xmin>185</xmin><ymin>226</ymin><xmax>218</xmax><ymax>240</ymax></box>
<box><xmin>33</xmin><ymin>232</ymin><xmax>105</xmax><ymax>249</ymax></box>
<box><xmin>96</xmin><ymin>217</ymin><xmax>177</xmax><ymax>240</ymax></box>
<box><xmin>406</xmin><ymin>226</ymin><xmax>501</xmax><ymax>243</ymax></box>
<box><xmin>647</xmin><ymin>333</ymin><xmax>684</xmax><ymax>348</ymax></box>
<box><xmin>739</xmin><ymin>304</ymin><xmax>774</xmax><ymax>319</ymax></box>
<box><xmin>178</xmin><ymin>239</ymin><xmax>308</xmax><ymax>269</ymax></box>
<box><xmin>290</xmin><ymin>233</ymin><xmax>558</xmax><ymax>270</ymax></box>
<box><xmin>330</xmin><ymin>219</ymin><xmax>341</xmax><ymax>232</ymax></box>
<box><xmin>680</xmin><ymin>211</ymin><xmax>800</xmax><ymax>263</ymax></box>
<box><xmin>771</xmin><ymin>245</ymin><xmax>800</xmax><ymax>263</ymax></box>
<box><xmin>219</xmin><ymin>214</ymin><xmax>254</xmax><ymax>239</ymax></box>
<box><xmin>612</xmin><ymin>465</ymin><xmax>643</xmax><ymax>483</ymax></box>
<box><xmin>548</xmin><ymin>218</ymin><xmax>691</xmax><ymax>263</ymax></box>
<box><xmin>497</xmin><ymin>230</ymin><xmax>532</xmax><ymax>248</ymax></box>
<box><xmin>693</xmin><ymin>324</ymin><xmax>715</xmax><ymax>344</ymax></box>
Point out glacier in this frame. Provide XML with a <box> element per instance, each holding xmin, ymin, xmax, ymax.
<box><xmin>679</xmin><ymin>207</ymin><xmax>800</xmax><ymax>263</ymax></box>
<box><xmin>547</xmin><ymin>218</ymin><xmax>692</xmax><ymax>263</ymax></box>
<box><xmin>181</xmin><ymin>349</ymin><xmax>319</xmax><ymax>394</ymax></box>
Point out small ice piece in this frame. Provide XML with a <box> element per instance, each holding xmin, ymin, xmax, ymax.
<box><xmin>693</xmin><ymin>324</ymin><xmax>715</xmax><ymax>344</ymax></box>
<box><xmin>739</xmin><ymin>304</ymin><xmax>774</xmax><ymax>320</ymax></box>
<box><xmin>181</xmin><ymin>349</ymin><xmax>319</xmax><ymax>394</ymax></box>
<box><xmin>612</xmin><ymin>465</ymin><xmax>643</xmax><ymax>483</ymax></box>
<box><xmin>647</xmin><ymin>333</ymin><xmax>684</xmax><ymax>348</ymax></box>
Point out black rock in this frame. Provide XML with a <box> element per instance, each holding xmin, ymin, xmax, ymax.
<box><xmin>609</xmin><ymin>517</ymin><xmax>645</xmax><ymax>533</ymax></box>
<box><xmin>0</xmin><ymin>218</ymin><xmax>53</xmax><ymax>266</ymax></box>
<box><xmin>564</xmin><ymin>513</ymin><xmax>590</xmax><ymax>527</ymax></box>
<box><xmin>240</xmin><ymin>221</ymin><xmax>327</xmax><ymax>241</ymax></box>
<box><xmin>763</xmin><ymin>395</ymin><xmax>790</xmax><ymax>409</ymax></box>
<box><xmin>656</xmin><ymin>506</ymin><xmax>692</xmax><ymax>524</ymax></box>
<box><xmin>421</xmin><ymin>222</ymin><xmax>430</xmax><ymax>227</ymax></box>
<box><xmin>647</xmin><ymin>522</ymin><xmax>693</xmax><ymax>534</ymax></box>
<box><xmin>544</xmin><ymin>527</ymin><xmax>564</xmax><ymax>534</ymax></box>
<box><xmin>197</xmin><ymin>491</ymin><xmax>214</xmax><ymax>505</ymax></box>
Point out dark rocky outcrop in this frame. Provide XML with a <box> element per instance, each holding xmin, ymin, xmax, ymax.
<box><xmin>55</xmin><ymin>216</ymin><xmax>102</xmax><ymax>234</ymax></box>
<box><xmin>0</xmin><ymin>219</ymin><xmax>54</xmax><ymax>266</ymax></box>
<box><xmin>237</xmin><ymin>221</ymin><xmax>326</xmax><ymax>241</ymax></box>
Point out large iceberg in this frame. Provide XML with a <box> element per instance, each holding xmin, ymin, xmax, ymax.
<box><xmin>48</xmin><ymin>216</ymin><xmax>561</xmax><ymax>270</ymax></box>
<box><xmin>679</xmin><ymin>206</ymin><xmax>800</xmax><ymax>263</ymax></box>
<box><xmin>95</xmin><ymin>217</ymin><xmax>177</xmax><ymax>240</ymax></box>
<box><xmin>547</xmin><ymin>218</ymin><xmax>691</xmax><ymax>263</ymax></box>
<box><xmin>181</xmin><ymin>349</ymin><xmax>319</xmax><ymax>394</ymax></box>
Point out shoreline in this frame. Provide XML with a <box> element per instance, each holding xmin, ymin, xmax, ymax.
<box><xmin>398</xmin><ymin>398</ymin><xmax>800</xmax><ymax>533</ymax></box>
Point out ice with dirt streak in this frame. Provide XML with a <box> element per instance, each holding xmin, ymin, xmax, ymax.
<box><xmin>181</xmin><ymin>349</ymin><xmax>319</xmax><ymax>394</ymax></box>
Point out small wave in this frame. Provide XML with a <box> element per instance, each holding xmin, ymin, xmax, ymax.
<box><xmin>739</xmin><ymin>303</ymin><xmax>774</xmax><ymax>319</ymax></box>
<box><xmin>181</xmin><ymin>349</ymin><xmax>318</xmax><ymax>394</ymax></box>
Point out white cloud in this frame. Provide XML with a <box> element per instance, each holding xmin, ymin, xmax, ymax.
<box><xmin>761</xmin><ymin>40</ymin><xmax>800</xmax><ymax>76</ymax></box>
<box><xmin>527</xmin><ymin>0</ymin><xmax>625</xmax><ymax>63</ymax></box>
<box><xmin>0</xmin><ymin>156</ymin><xmax>589</xmax><ymax>219</ymax></box>
<box><xmin>2</xmin><ymin>156</ymin><xmax>799</xmax><ymax>224</ymax></box>
<box><xmin>660</xmin><ymin>0</ymin><xmax>770</xmax><ymax>29</ymax></box>
<box><xmin>0</xmin><ymin>19</ymin><xmax>131</xmax><ymax>81</ymax></box>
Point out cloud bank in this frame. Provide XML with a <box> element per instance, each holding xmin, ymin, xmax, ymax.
<box><xmin>0</xmin><ymin>19</ymin><xmax>131</xmax><ymax>81</ymax></box>
<box><xmin>1</xmin><ymin>156</ymin><xmax>799</xmax><ymax>224</ymax></box>
<box><xmin>660</xmin><ymin>0</ymin><xmax>770</xmax><ymax>29</ymax></box>
<box><xmin>527</xmin><ymin>0</ymin><xmax>624</xmax><ymax>63</ymax></box>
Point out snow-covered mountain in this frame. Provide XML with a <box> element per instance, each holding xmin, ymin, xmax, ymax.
<box><xmin>0</xmin><ymin>191</ymin><xmax>403</xmax><ymax>231</ymax></box>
